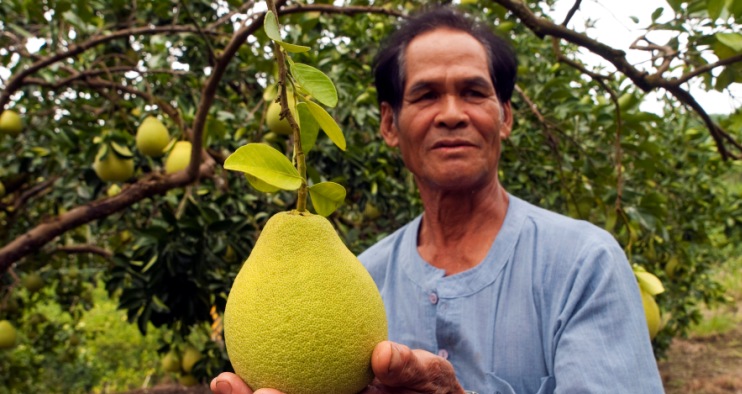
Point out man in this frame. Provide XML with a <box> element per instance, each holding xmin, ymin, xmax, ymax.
<box><xmin>212</xmin><ymin>7</ymin><xmax>664</xmax><ymax>394</ymax></box>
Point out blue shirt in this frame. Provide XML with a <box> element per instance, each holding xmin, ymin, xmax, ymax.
<box><xmin>358</xmin><ymin>194</ymin><xmax>664</xmax><ymax>393</ymax></box>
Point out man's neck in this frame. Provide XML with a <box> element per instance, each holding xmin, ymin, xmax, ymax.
<box><xmin>416</xmin><ymin>179</ymin><xmax>509</xmax><ymax>276</ymax></box>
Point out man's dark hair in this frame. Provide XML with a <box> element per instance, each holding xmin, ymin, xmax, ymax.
<box><xmin>373</xmin><ymin>7</ymin><xmax>518</xmax><ymax>113</ymax></box>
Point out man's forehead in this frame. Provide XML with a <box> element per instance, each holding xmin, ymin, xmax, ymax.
<box><xmin>405</xmin><ymin>28</ymin><xmax>486</xmax><ymax>57</ymax></box>
<box><xmin>403</xmin><ymin>29</ymin><xmax>489</xmax><ymax>75</ymax></box>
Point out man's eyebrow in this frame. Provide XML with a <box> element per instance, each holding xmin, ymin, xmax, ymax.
<box><xmin>405</xmin><ymin>81</ymin><xmax>436</xmax><ymax>97</ymax></box>
<box><xmin>460</xmin><ymin>76</ymin><xmax>494</xmax><ymax>90</ymax></box>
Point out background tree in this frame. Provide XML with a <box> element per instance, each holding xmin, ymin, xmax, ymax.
<box><xmin>1</xmin><ymin>0</ymin><xmax>740</xmax><ymax>390</ymax></box>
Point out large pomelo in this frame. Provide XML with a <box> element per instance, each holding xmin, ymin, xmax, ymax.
<box><xmin>224</xmin><ymin>211</ymin><xmax>387</xmax><ymax>394</ymax></box>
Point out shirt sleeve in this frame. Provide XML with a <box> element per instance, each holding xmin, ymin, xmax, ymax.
<box><xmin>548</xmin><ymin>240</ymin><xmax>664</xmax><ymax>393</ymax></box>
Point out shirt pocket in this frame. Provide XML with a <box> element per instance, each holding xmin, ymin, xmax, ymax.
<box><xmin>483</xmin><ymin>373</ymin><xmax>555</xmax><ymax>394</ymax></box>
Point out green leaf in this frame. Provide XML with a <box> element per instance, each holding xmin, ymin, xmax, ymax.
<box><xmin>716</xmin><ymin>32</ymin><xmax>742</xmax><ymax>52</ymax></box>
<box><xmin>651</xmin><ymin>7</ymin><xmax>663</xmax><ymax>21</ymax></box>
<box><xmin>733</xmin><ymin>0</ymin><xmax>742</xmax><ymax>18</ymax></box>
<box><xmin>224</xmin><ymin>143</ymin><xmax>303</xmax><ymax>191</ymax></box>
<box><xmin>305</xmin><ymin>100</ymin><xmax>346</xmax><ymax>151</ymax></box>
<box><xmin>277</xmin><ymin>41</ymin><xmax>311</xmax><ymax>54</ymax></box>
<box><xmin>308</xmin><ymin>182</ymin><xmax>346</xmax><ymax>217</ymax></box>
<box><xmin>263</xmin><ymin>11</ymin><xmax>310</xmax><ymax>53</ymax></box>
<box><xmin>263</xmin><ymin>84</ymin><xmax>278</xmax><ymax>101</ymax></box>
<box><xmin>291</xmin><ymin>63</ymin><xmax>338</xmax><ymax>107</ymax></box>
<box><xmin>708</xmin><ymin>0</ymin><xmax>725</xmax><ymax>20</ymax></box>
<box><xmin>111</xmin><ymin>142</ymin><xmax>134</xmax><ymax>159</ymax></box>
<box><xmin>715</xmin><ymin>67</ymin><xmax>735</xmax><ymax>91</ymax></box>
<box><xmin>246</xmin><ymin>174</ymin><xmax>280</xmax><ymax>193</ymax></box>
<box><xmin>263</xmin><ymin>11</ymin><xmax>281</xmax><ymax>42</ymax></box>
<box><xmin>665</xmin><ymin>0</ymin><xmax>683</xmax><ymax>12</ymax></box>
<box><xmin>298</xmin><ymin>102</ymin><xmax>319</xmax><ymax>154</ymax></box>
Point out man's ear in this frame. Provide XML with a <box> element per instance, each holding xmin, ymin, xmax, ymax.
<box><xmin>380</xmin><ymin>102</ymin><xmax>399</xmax><ymax>147</ymax></box>
<box><xmin>500</xmin><ymin>101</ymin><xmax>513</xmax><ymax>140</ymax></box>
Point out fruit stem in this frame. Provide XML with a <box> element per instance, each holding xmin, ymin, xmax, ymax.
<box><xmin>267</xmin><ymin>0</ymin><xmax>308</xmax><ymax>212</ymax></box>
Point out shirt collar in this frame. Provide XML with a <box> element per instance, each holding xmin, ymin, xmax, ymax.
<box><xmin>402</xmin><ymin>193</ymin><xmax>528</xmax><ymax>297</ymax></box>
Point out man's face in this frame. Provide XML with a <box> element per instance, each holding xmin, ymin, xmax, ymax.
<box><xmin>380</xmin><ymin>28</ymin><xmax>512</xmax><ymax>191</ymax></box>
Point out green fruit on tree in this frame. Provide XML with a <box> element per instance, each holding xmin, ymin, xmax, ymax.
<box><xmin>22</xmin><ymin>273</ymin><xmax>44</xmax><ymax>293</ymax></box>
<box><xmin>161</xmin><ymin>350</ymin><xmax>182</xmax><ymax>373</ymax></box>
<box><xmin>181</xmin><ymin>346</ymin><xmax>202</xmax><ymax>373</ymax></box>
<box><xmin>224</xmin><ymin>211</ymin><xmax>388</xmax><ymax>394</ymax></box>
<box><xmin>0</xmin><ymin>110</ymin><xmax>23</xmax><ymax>136</ymax></box>
<box><xmin>0</xmin><ymin>320</ymin><xmax>18</xmax><ymax>349</ymax></box>
<box><xmin>640</xmin><ymin>288</ymin><xmax>661</xmax><ymax>340</ymax></box>
<box><xmin>106</xmin><ymin>184</ymin><xmax>121</xmax><ymax>197</ymax></box>
<box><xmin>265</xmin><ymin>93</ymin><xmax>297</xmax><ymax>136</ymax></box>
<box><xmin>633</xmin><ymin>265</ymin><xmax>664</xmax><ymax>340</ymax></box>
<box><xmin>0</xmin><ymin>181</ymin><xmax>5</xmax><ymax>198</ymax></box>
<box><xmin>93</xmin><ymin>143</ymin><xmax>135</xmax><ymax>182</ymax></box>
<box><xmin>136</xmin><ymin>116</ymin><xmax>170</xmax><ymax>157</ymax></box>
<box><xmin>179</xmin><ymin>374</ymin><xmax>199</xmax><ymax>387</ymax></box>
<box><xmin>363</xmin><ymin>203</ymin><xmax>381</xmax><ymax>220</ymax></box>
<box><xmin>165</xmin><ymin>141</ymin><xmax>192</xmax><ymax>174</ymax></box>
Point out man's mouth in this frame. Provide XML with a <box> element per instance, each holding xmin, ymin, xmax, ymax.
<box><xmin>432</xmin><ymin>139</ymin><xmax>475</xmax><ymax>149</ymax></box>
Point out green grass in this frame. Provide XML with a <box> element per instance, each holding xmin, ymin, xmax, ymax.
<box><xmin>689</xmin><ymin>254</ymin><xmax>742</xmax><ymax>337</ymax></box>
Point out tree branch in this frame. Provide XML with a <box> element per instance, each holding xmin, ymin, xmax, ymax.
<box><xmin>0</xmin><ymin>159</ymin><xmax>216</xmax><ymax>273</ymax></box>
<box><xmin>562</xmin><ymin>0</ymin><xmax>582</xmax><ymax>27</ymax></box>
<box><xmin>0</xmin><ymin>25</ymin><xmax>219</xmax><ymax>110</ymax></box>
<box><xmin>53</xmin><ymin>244</ymin><xmax>113</xmax><ymax>259</ymax></box>
<box><xmin>490</xmin><ymin>0</ymin><xmax>742</xmax><ymax>159</ymax></box>
<box><xmin>672</xmin><ymin>53</ymin><xmax>742</xmax><ymax>86</ymax></box>
<box><xmin>278</xmin><ymin>3</ymin><xmax>405</xmax><ymax>18</ymax></box>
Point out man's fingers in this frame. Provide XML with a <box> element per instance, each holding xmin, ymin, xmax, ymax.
<box><xmin>371</xmin><ymin>341</ymin><xmax>464</xmax><ymax>394</ymax></box>
<box><xmin>210</xmin><ymin>372</ymin><xmax>253</xmax><ymax>394</ymax></box>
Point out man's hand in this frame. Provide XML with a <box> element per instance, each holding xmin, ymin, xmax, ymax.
<box><xmin>210</xmin><ymin>373</ymin><xmax>283</xmax><ymax>394</ymax></box>
<box><xmin>365</xmin><ymin>341</ymin><xmax>465</xmax><ymax>394</ymax></box>
<box><xmin>210</xmin><ymin>341</ymin><xmax>465</xmax><ymax>394</ymax></box>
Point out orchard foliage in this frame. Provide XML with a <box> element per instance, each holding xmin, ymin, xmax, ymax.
<box><xmin>0</xmin><ymin>0</ymin><xmax>740</xmax><ymax>389</ymax></box>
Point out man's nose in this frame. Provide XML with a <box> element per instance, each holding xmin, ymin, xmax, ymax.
<box><xmin>434</xmin><ymin>95</ymin><xmax>468</xmax><ymax>129</ymax></box>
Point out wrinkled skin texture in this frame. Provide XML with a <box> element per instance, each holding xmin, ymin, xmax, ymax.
<box><xmin>210</xmin><ymin>341</ymin><xmax>465</xmax><ymax>394</ymax></box>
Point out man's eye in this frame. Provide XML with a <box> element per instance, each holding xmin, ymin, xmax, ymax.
<box><xmin>411</xmin><ymin>92</ymin><xmax>437</xmax><ymax>102</ymax></box>
<box><xmin>463</xmin><ymin>90</ymin><xmax>487</xmax><ymax>98</ymax></box>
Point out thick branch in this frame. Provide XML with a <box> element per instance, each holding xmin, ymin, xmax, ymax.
<box><xmin>0</xmin><ymin>160</ymin><xmax>215</xmax><ymax>273</ymax></box>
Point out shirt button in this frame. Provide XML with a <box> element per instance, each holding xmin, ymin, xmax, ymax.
<box><xmin>428</xmin><ymin>292</ymin><xmax>438</xmax><ymax>304</ymax></box>
<box><xmin>438</xmin><ymin>349</ymin><xmax>449</xmax><ymax>359</ymax></box>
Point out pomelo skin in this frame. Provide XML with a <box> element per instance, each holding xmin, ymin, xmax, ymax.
<box><xmin>224</xmin><ymin>211</ymin><xmax>388</xmax><ymax>394</ymax></box>
<box><xmin>165</xmin><ymin>141</ymin><xmax>192</xmax><ymax>174</ymax></box>
<box><xmin>136</xmin><ymin>116</ymin><xmax>170</xmax><ymax>157</ymax></box>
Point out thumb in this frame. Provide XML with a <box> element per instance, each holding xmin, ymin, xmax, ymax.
<box><xmin>371</xmin><ymin>341</ymin><xmax>463</xmax><ymax>393</ymax></box>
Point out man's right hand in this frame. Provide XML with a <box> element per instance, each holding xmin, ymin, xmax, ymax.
<box><xmin>210</xmin><ymin>341</ymin><xmax>465</xmax><ymax>394</ymax></box>
<box><xmin>364</xmin><ymin>341</ymin><xmax>465</xmax><ymax>394</ymax></box>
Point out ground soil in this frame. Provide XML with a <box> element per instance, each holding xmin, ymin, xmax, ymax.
<box><xmin>659</xmin><ymin>323</ymin><xmax>742</xmax><ymax>394</ymax></box>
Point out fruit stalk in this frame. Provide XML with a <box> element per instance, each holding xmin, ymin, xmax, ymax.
<box><xmin>267</xmin><ymin>0</ymin><xmax>308</xmax><ymax>212</ymax></box>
